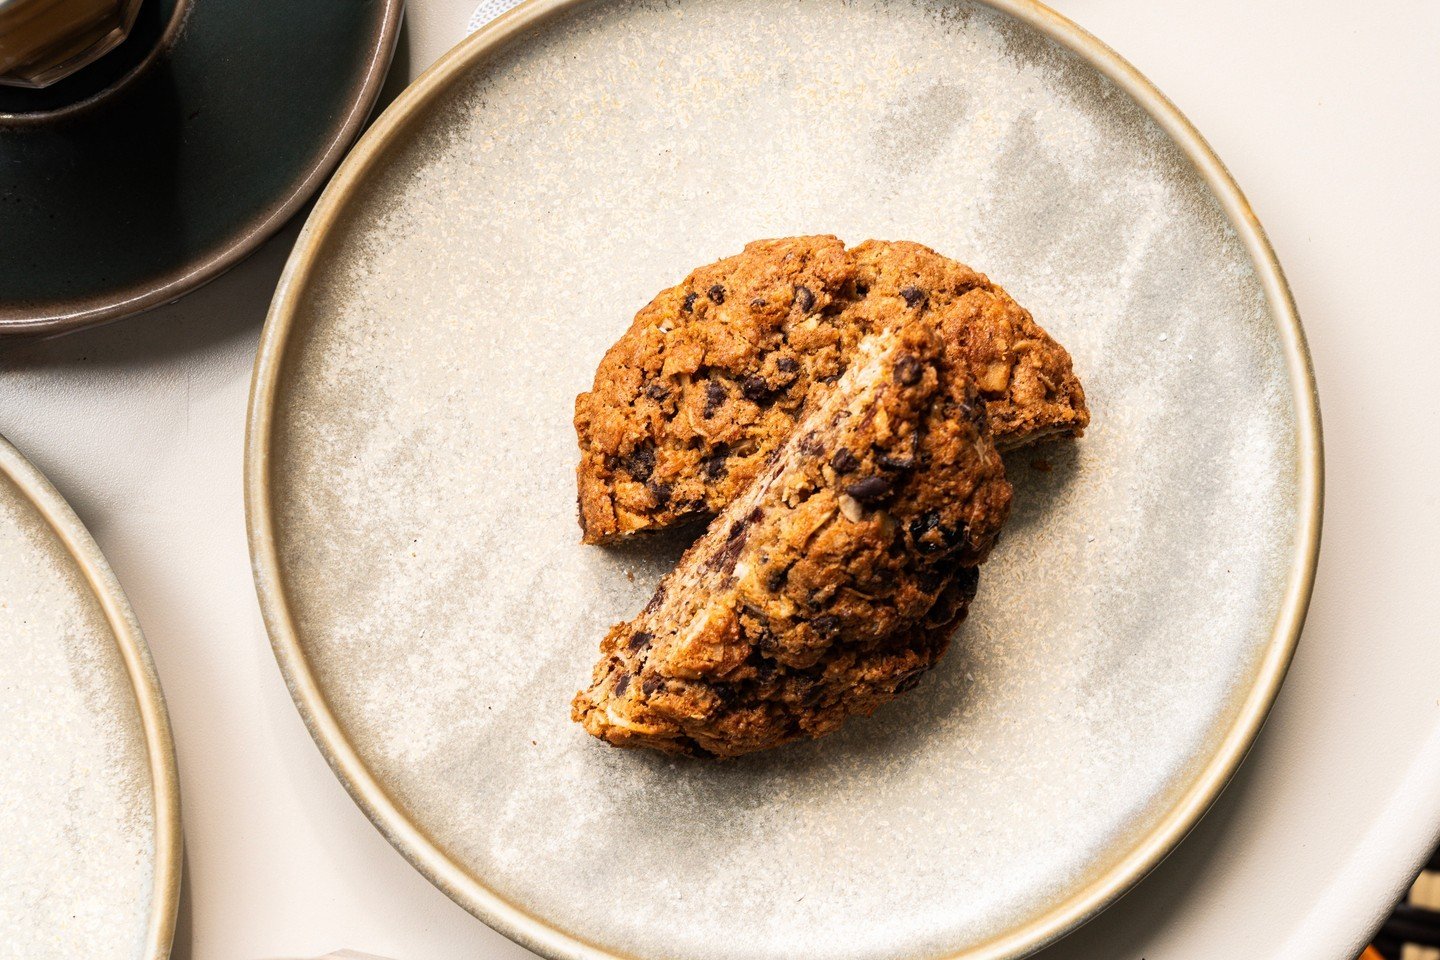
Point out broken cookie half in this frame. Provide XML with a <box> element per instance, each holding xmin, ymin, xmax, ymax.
<box><xmin>572</xmin><ymin>320</ymin><xmax>1011</xmax><ymax>757</ymax></box>
<box><xmin>574</xmin><ymin>235</ymin><xmax>1085</xmax><ymax>544</ymax></box>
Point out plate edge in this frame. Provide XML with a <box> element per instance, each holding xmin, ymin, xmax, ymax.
<box><xmin>0</xmin><ymin>433</ymin><xmax>184</xmax><ymax>960</ymax></box>
<box><xmin>0</xmin><ymin>0</ymin><xmax>406</xmax><ymax>340</ymax></box>
<box><xmin>242</xmin><ymin>1</ymin><xmax>1326</xmax><ymax>958</ymax></box>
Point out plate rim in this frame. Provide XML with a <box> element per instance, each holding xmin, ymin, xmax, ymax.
<box><xmin>243</xmin><ymin>1</ymin><xmax>1325</xmax><ymax>957</ymax></box>
<box><xmin>0</xmin><ymin>0</ymin><xmax>404</xmax><ymax>340</ymax></box>
<box><xmin>0</xmin><ymin>433</ymin><xmax>183</xmax><ymax>960</ymax></box>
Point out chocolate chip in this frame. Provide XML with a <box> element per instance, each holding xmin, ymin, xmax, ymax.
<box><xmin>741</xmin><ymin>375</ymin><xmax>774</xmax><ymax>403</ymax></box>
<box><xmin>878</xmin><ymin>434</ymin><xmax>919</xmax><ymax>471</ymax></box>
<box><xmin>644</xmin><ymin>381</ymin><xmax>670</xmax><ymax>401</ymax></box>
<box><xmin>776</xmin><ymin>356</ymin><xmax>799</xmax><ymax>374</ymax></box>
<box><xmin>908</xmin><ymin>510</ymin><xmax>966</xmax><ymax>554</ymax></box>
<box><xmin>909</xmin><ymin>510</ymin><xmax>939</xmax><ymax>537</ymax></box>
<box><xmin>709</xmin><ymin>532</ymin><xmax>746</xmax><ymax>575</ymax></box>
<box><xmin>713</xmin><ymin>684</ymin><xmax>740</xmax><ymax>708</ymax></box>
<box><xmin>893</xmin><ymin>353</ymin><xmax>923</xmax><ymax>385</ymax></box>
<box><xmin>613</xmin><ymin>673</ymin><xmax>631</xmax><ymax>697</ymax></box>
<box><xmin>899</xmin><ymin>285</ymin><xmax>926</xmax><ymax>308</ymax></box>
<box><xmin>703</xmin><ymin>380</ymin><xmax>727</xmax><ymax>417</ymax></box>
<box><xmin>811</xmin><ymin>614</ymin><xmax>842</xmax><ymax>638</ymax></box>
<box><xmin>844</xmin><ymin>475</ymin><xmax>893</xmax><ymax>503</ymax></box>
<box><xmin>648</xmin><ymin>481</ymin><xmax>672</xmax><ymax>508</ymax></box>
<box><xmin>798</xmin><ymin>432</ymin><xmax>824</xmax><ymax>455</ymax></box>
<box><xmin>794</xmin><ymin>285</ymin><xmax>815</xmax><ymax>312</ymax></box>
<box><xmin>627</xmin><ymin>631</ymin><xmax>653</xmax><ymax>652</ymax></box>
<box><xmin>707</xmin><ymin>284</ymin><xmax>726</xmax><ymax>304</ymax></box>
<box><xmin>624</xmin><ymin>444</ymin><xmax>655</xmax><ymax>481</ymax></box>
<box><xmin>916</xmin><ymin>566</ymin><xmax>948</xmax><ymax>594</ymax></box>
<box><xmin>701</xmin><ymin>449</ymin><xmax>729</xmax><ymax>480</ymax></box>
<box><xmin>750</xmin><ymin>297</ymin><xmax>767</xmax><ymax>308</ymax></box>
<box><xmin>641</xmin><ymin>674</ymin><xmax>664</xmax><ymax>695</ymax></box>
<box><xmin>748</xmin><ymin>624</ymin><xmax>783</xmax><ymax>653</ymax></box>
<box><xmin>682</xmin><ymin>291</ymin><xmax>698</xmax><ymax>312</ymax></box>
<box><xmin>830</xmin><ymin>447</ymin><xmax>860</xmax><ymax>474</ymax></box>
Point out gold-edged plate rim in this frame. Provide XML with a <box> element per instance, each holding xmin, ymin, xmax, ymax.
<box><xmin>0</xmin><ymin>433</ymin><xmax>183</xmax><ymax>960</ymax></box>
<box><xmin>244</xmin><ymin>1</ymin><xmax>1323</xmax><ymax>957</ymax></box>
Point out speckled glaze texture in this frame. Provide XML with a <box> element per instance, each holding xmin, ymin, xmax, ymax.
<box><xmin>0</xmin><ymin>438</ymin><xmax>178</xmax><ymax>960</ymax></box>
<box><xmin>249</xmin><ymin>1</ymin><xmax>1317</xmax><ymax>958</ymax></box>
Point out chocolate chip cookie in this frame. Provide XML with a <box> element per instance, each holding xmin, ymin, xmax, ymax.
<box><xmin>572</xmin><ymin>320</ymin><xmax>1011</xmax><ymax>757</ymax></box>
<box><xmin>574</xmin><ymin>236</ymin><xmax>1086</xmax><ymax>544</ymax></box>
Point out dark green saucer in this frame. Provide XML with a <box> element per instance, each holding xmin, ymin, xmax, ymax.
<box><xmin>0</xmin><ymin>0</ymin><xmax>403</xmax><ymax>337</ymax></box>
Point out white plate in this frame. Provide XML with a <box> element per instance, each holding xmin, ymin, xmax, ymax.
<box><xmin>247</xmin><ymin>0</ymin><xmax>1320</xmax><ymax>957</ymax></box>
<box><xmin>0</xmin><ymin>435</ymin><xmax>180</xmax><ymax>960</ymax></box>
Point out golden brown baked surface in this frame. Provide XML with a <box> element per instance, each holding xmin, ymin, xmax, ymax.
<box><xmin>574</xmin><ymin>236</ymin><xmax>1086</xmax><ymax>544</ymax></box>
<box><xmin>572</xmin><ymin>321</ymin><xmax>1012</xmax><ymax>757</ymax></box>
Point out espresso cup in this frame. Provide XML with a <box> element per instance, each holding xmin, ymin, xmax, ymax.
<box><xmin>0</xmin><ymin>0</ymin><xmax>143</xmax><ymax>88</ymax></box>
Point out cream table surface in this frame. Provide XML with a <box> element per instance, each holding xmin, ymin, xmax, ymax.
<box><xmin>1</xmin><ymin>1</ymin><xmax>1437</xmax><ymax>958</ymax></box>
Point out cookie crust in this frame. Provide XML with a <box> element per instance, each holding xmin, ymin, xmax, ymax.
<box><xmin>575</xmin><ymin>236</ymin><xmax>1084</xmax><ymax>544</ymax></box>
<box><xmin>572</xmin><ymin>321</ymin><xmax>1011</xmax><ymax>757</ymax></box>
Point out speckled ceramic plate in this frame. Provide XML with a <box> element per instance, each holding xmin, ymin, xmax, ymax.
<box><xmin>246</xmin><ymin>1</ymin><xmax>1321</xmax><ymax>958</ymax></box>
<box><xmin>0</xmin><ymin>435</ymin><xmax>180</xmax><ymax>960</ymax></box>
